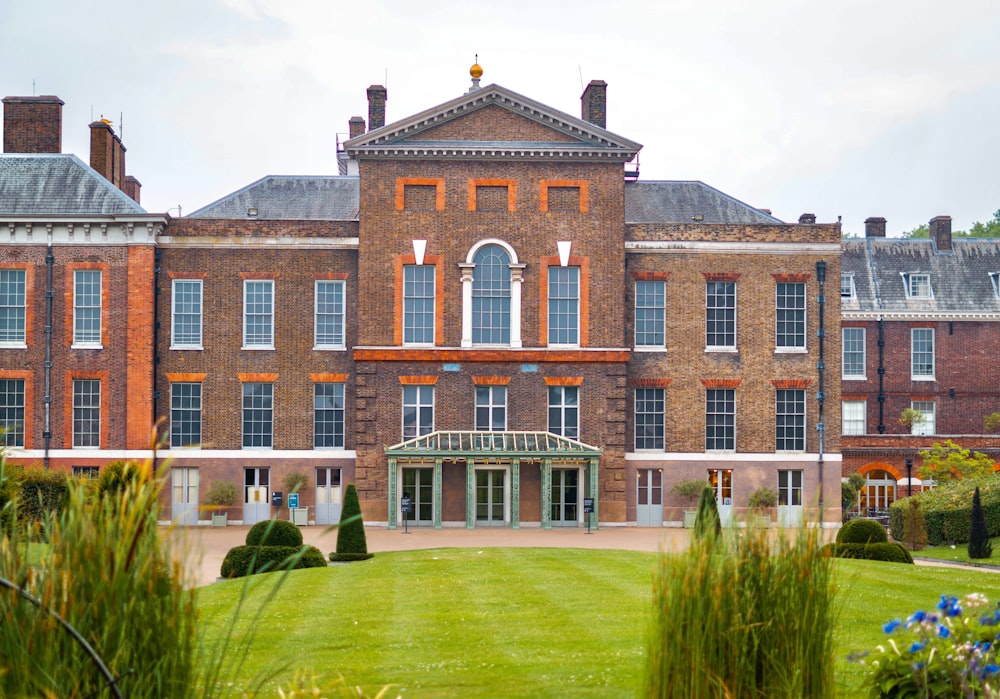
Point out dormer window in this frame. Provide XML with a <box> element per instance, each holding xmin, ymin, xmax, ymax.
<box><xmin>902</xmin><ymin>272</ymin><xmax>932</xmax><ymax>299</ymax></box>
<box><xmin>840</xmin><ymin>273</ymin><xmax>856</xmax><ymax>300</ymax></box>
<box><xmin>990</xmin><ymin>272</ymin><xmax>1000</xmax><ymax>299</ymax></box>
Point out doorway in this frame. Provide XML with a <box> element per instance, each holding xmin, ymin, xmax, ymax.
<box><xmin>709</xmin><ymin>468</ymin><xmax>733</xmax><ymax>526</ymax></box>
<box><xmin>243</xmin><ymin>467</ymin><xmax>270</xmax><ymax>525</ymax></box>
<box><xmin>171</xmin><ymin>467</ymin><xmax>199</xmax><ymax>525</ymax></box>
<box><xmin>551</xmin><ymin>468</ymin><xmax>579</xmax><ymax>526</ymax></box>
<box><xmin>314</xmin><ymin>467</ymin><xmax>342</xmax><ymax>525</ymax></box>
<box><xmin>475</xmin><ymin>469</ymin><xmax>505</xmax><ymax>526</ymax></box>
<box><xmin>636</xmin><ymin>469</ymin><xmax>663</xmax><ymax>527</ymax></box>
<box><xmin>402</xmin><ymin>467</ymin><xmax>434</xmax><ymax>525</ymax></box>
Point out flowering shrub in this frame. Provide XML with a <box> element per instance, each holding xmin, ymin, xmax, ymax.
<box><xmin>851</xmin><ymin>593</ymin><xmax>1000</xmax><ymax>697</ymax></box>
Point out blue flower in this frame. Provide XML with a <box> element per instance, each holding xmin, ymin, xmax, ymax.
<box><xmin>938</xmin><ymin>625</ymin><xmax>951</xmax><ymax>639</ymax></box>
<box><xmin>982</xmin><ymin>664</ymin><xmax>999</xmax><ymax>677</ymax></box>
<box><xmin>909</xmin><ymin>641</ymin><xmax>927</xmax><ymax>654</ymax></box>
<box><xmin>909</xmin><ymin>610</ymin><xmax>927</xmax><ymax>624</ymax></box>
<box><xmin>883</xmin><ymin>619</ymin><xmax>902</xmax><ymax>634</ymax></box>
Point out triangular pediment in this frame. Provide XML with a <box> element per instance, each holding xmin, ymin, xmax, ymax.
<box><xmin>345</xmin><ymin>84</ymin><xmax>641</xmax><ymax>162</ymax></box>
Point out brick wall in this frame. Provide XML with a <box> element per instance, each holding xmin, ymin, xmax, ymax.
<box><xmin>3</xmin><ymin>96</ymin><xmax>63</xmax><ymax>154</ymax></box>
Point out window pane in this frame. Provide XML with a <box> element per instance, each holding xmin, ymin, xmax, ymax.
<box><xmin>548</xmin><ymin>266</ymin><xmax>579</xmax><ymax>346</ymax></box>
<box><xmin>403</xmin><ymin>265</ymin><xmax>435</xmax><ymax>344</ymax></box>
<box><xmin>0</xmin><ymin>269</ymin><xmax>27</xmax><ymax>344</ymax></box>
<box><xmin>840</xmin><ymin>274</ymin><xmax>855</xmax><ymax>299</ymax></box>
<box><xmin>706</xmin><ymin>282</ymin><xmax>735</xmax><ymax>349</ymax></box>
<box><xmin>706</xmin><ymin>389</ymin><xmax>735</xmax><ymax>450</ymax></box>
<box><xmin>472</xmin><ymin>245</ymin><xmax>511</xmax><ymax>345</ymax></box>
<box><xmin>402</xmin><ymin>385</ymin><xmax>434</xmax><ymax>439</ymax></box>
<box><xmin>73</xmin><ymin>379</ymin><xmax>100</xmax><ymax>447</ymax></box>
<box><xmin>314</xmin><ymin>382</ymin><xmax>345</xmax><ymax>448</ymax></box>
<box><xmin>635</xmin><ymin>388</ymin><xmax>665</xmax><ymax>450</ymax></box>
<box><xmin>776</xmin><ymin>389</ymin><xmax>805</xmax><ymax>451</ymax></box>
<box><xmin>635</xmin><ymin>280</ymin><xmax>665</xmax><ymax>347</ymax></box>
<box><xmin>911</xmin><ymin>328</ymin><xmax>934</xmax><ymax>378</ymax></box>
<box><xmin>548</xmin><ymin>386</ymin><xmax>579</xmax><ymax>439</ymax></box>
<box><xmin>0</xmin><ymin>378</ymin><xmax>25</xmax><ymax>447</ymax></box>
<box><xmin>74</xmin><ymin>270</ymin><xmax>101</xmax><ymax>345</ymax></box>
<box><xmin>315</xmin><ymin>280</ymin><xmax>345</xmax><ymax>347</ymax></box>
<box><xmin>242</xmin><ymin>382</ymin><xmax>273</xmax><ymax>447</ymax></box>
<box><xmin>475</xmin><ymin>385</ymin><xmax>506</xmax><ymax>431</ymax></box>
<box><xmin>843</xmin><ymin>328</ymin><xmax>866</xmax><ymax>378</ymax></box>
<box><xmin>243</xmin><ymin>280</ymin><xmax>274</xmax><ymax>346</ymax></box>
<box><xmin>842</xmin><ymin>400</ymin><xmax>865</xmax><ymax>435</ymax></box>
<box><xmin>776</xmin><ymin>283</ymin><xmax>805</xmax><ymax>348</ymax></box>
<box><xmin>911</xmin><ymin>400</ymin><xmax>935</xmax><ymax>435</ymax></box>
<box><xmin>170</xmin><ymin>382</ymin><xmax>202</xmax><ymax>447</ymax></box>
<box><xmin>171</xmin><ymin>280</ymin><xmax>202</xmax><ymax>347</ymax></box>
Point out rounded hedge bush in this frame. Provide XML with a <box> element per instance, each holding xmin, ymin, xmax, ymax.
<box><xmin>220</xmin><ymin>544</ymin><xmax>326</xmax><ymax>578</ymax></box>
<box><xmin>836</xmin><ymin>518</ymin><xmax>888</xmax><ymax>544</ymax></box>
<box><xmin>245</xmin><ymin>518</ymin><xmax>303</xmax><ymax>547</ymax></box>
<box><xmin>825</xmin><ymin>542</ymin><xmax>914</xmax><ymax>564</ymax></box>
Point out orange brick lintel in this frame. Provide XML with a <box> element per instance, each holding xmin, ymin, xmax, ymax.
<box><xmin>399</xmin><ymin>376</ymin><xmax>439</xmax><ymax>385</ymax></box>
<box><xmin>702</xmin><ymin>272</ymin><xmax>741</xmax><ymax>282</ymax></box>
<box><xmin>355</xmin><ymin>349</ymin><xmax>630</xmax><ymax>364</ymax></box>
<box><xmin>238</xmin><ymin>373</ymin><xmax>278</xmax><ymax>383</ymax></box>
<box><xmin>314</xmin><ymin>272</ymin><xmax>350</xmax><ymax>280</ymax></box>
<box><xmin>770</xmin><ymin>379</ymin><xmax>813</xmax><ymax>389</ymax></box>
<box><xmin>395</xmin><ymin>177</ymin><xmax>445</xmax><ymax>211</ymax></box>
<box><xmin>166</xmin><ymin>373</ymin><xmax>207</xmax><ymax>383</ymax></box>
<box><xmin>472</xmin><ymin>376</ymin><xmax>513</xmax><ymax>386</ymax></box>
<box><xmin>543</xmin><ymin>376</ymin><xmax>585</xmax><ymax>386</ymax></box>
<box><xmin>631</xmin><ymin>271</ymin><xmax>671</xmax><ymax>282</ymax></box>
<box><xmin>630</xmin><ymin>378</ymin><xmax>672</xmax><ymax>388</ymax></box>
<box><xmin>700</xmin><ymin>378</ymin><xmax>743</xmax><ymax>389</ymax></box>
<box><xmin>239</xmin><ymin>272</ymin><xmax>278</xmax><ymax>280</ymax></box>
<box><xmin>771</xmin><ymin>273</ymin><xmax>812</xmax><ymax>283</ymax></box>
<box><xmin>310</xmin><ymin>373</ymin><xmax>350</xmax><ymax>383</ymax></box>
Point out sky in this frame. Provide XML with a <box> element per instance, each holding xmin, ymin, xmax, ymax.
<box><xmin>2</xmin><ymin>0</ymin><xmax>998</xmax><ymax>235</ymax></box>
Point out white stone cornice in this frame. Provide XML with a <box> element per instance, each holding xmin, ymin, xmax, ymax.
<box><xmin>842</xmin><ymin>311</ymin><xmax>1000</xmax><ymax>322</ymax></box>
<box><xmin>626</xmin><ymin>241</ymin><xmax>841</xmax><ymax>254</ymax></box>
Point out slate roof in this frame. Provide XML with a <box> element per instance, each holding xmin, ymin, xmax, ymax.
<box><xmin>625</xmin><ymin>181</ymin><xmax>783</xmax><ymax>224</ymax></box>
<box><xmin>187</xmin><ymin>175</ymin><xmax>359</xmax><ymax>220</ymax></box>
<box><xmin>0</xmin><ymin>154</ymin><xmax>145</xmax><ymax>216</ymax></box>
<box><xmin>842</xmin><ymin>238</ymin><xmax>1000</xmax><ymax>316</ymax></box>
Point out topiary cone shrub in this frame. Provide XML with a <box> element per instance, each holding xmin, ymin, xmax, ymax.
<box><xmin>330</xmin><ymin>483</ymin><xmax>373</xmax><ymax>562</ymax></box>
<box><xmin>969</xmin><ymin>486</ymin><xmax>993</xmax><ymax>559</ymax></box>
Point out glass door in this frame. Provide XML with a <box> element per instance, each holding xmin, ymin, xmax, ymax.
<box><xmin>636</xmin><ymin>469</ymin><xmax>663</xmax><ymax>526</ymax></box>
<box><xmin>171</xmin><ymin>467</ymin><xmax>199</xmax><ymax>525</ymax></box>
<box><xmin>551</xmin><ymin>469</ymin><xmax>579</xmax><ymax>526</ymax></box>
<box><xmin>314</xmin><ymin>467</ymin><xmax>342</xmax><ymax>525</ymax></box>
<box><xmin>708</xmin><ymin>468</ymin><xmax>733</xmax><ymax>526</ymax></box>
<box><xmin>475</xmin><ymin>470</ymin><xmax>505</xmax><ymax>527</ymax></box>
<box><xmin>777</xmin><ymin>469</ymin><xmax>803</xmax><ymax>526</ymax></box>
<box><xmin>402</xmin><ymin>468</ymin><xmax>434</xmax><ymax>525</ymax></box>
<box><xmin>243</xmin><ymin>467</ymin><xmax>270</xmax><ymax>525</ymax></box>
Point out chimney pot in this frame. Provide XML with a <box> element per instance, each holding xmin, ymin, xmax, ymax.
<box><xmin>581</xmin><ymin>80</ymin><xmax>607</xmax><ymax>129</ymax></box>
<box><xmin>3</xmin><ymin>95</ymin><xmax>64</xmax><ymax>153</ymax></box>
<box><xmin>930</xmin><ymin>215</ymin><xmax>953</xmax><ymax>252</ymax></box>
<box><xmin>798</xmin><ymin>213</ymin><xmax>816</xmax><ymax>224</ymax></box>
<box><xmin>89</xmin><ymin>119</ymin><xmax>127</xmax><ymax>191</ymax></box>
<box><xmin>864</xmin><ymin>216</ymin><xmax>887</xmax><ymax>238</ymax></box>
<box><xmin>123</xmin><ymin>175</ymin><xmax>141</xmax><ymax>204</ymax></box>
<box><xmin>367</xmin><ymin>85</ymin><xmax>387</xmax><ymax>131</ymax></box>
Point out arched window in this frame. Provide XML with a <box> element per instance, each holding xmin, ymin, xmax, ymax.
<box><xmin>472</xmin><ymin>245</ymin><xmax>511</xmax><ymax>345</ymax></box>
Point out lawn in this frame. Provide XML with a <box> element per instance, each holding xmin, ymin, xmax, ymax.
<box><xmin>197</xmin><ymin>548</ymin><xmax>1000</xmax><ymax>698</ymax></box>
<box><xmin>908</xmin><ymin>536</ymin><xmax>1000</xmax><ymax>566</ymax></box>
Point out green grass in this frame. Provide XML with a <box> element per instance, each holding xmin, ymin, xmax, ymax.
<box><xmin>906</xmin><ymin>536</ymin><xmax>1000</xmax><ymax>565</ymax></box>
<box><xmin>196</xmin><ymin>548</ymin><xmax>1000</xmax><ymax>698</ymax></box>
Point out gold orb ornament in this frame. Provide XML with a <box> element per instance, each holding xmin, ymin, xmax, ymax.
<box><xmin>470</xmin><ymin>63</ymin><xmax>483</xmax><ymax>79</ymax></box>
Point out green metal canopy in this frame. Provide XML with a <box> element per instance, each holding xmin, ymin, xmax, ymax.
<box><xmin>384</xmin><ymin>430</ymin><xmax>603</xmax><ymax>459</ymax></box>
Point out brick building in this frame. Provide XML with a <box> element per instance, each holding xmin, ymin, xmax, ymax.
<box><xmin>2</xmin><ymin>68</ymin><xmax>843</xmax><ymax>527</ymax></box>
<box><xmin>0</xmin><ymin>96</ymin><xmax>164</xmax><ymax>477</ymax></box>
<box><xmin>841</xmin><ymin>216</ymin><xmax>1000</xmax><ymax>510</ymax></box>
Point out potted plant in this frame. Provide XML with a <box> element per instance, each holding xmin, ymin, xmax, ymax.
<box><xmin>204</xmin><ymin>480</ymin><xmax>237</xmax><ymax>527</ymax></box>
<box><xmin>671</xmin><ymin>479</ymin><xmax>706</xmax><ymax>528</ymax></box>
<box><xmin>282</xmin><ymin>471</ymin><xmax>310</xmax><ymax>525</ymax></box>
<box><xmin>747</xmin><ymin>486</ymin><xmax>778</xmax><ymax>528</ymax></box>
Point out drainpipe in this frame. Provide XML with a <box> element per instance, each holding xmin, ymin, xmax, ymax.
<box><xmin>815</xmin><ymin>260</ymin><xmax>827</xmax><ymax>520</ymax></box>
<box><xmin>877</xmin><ymin>316</ymin><xmax>885</xmax><ymax>433</ymax></box>
<box><xmin>43</xmin><ymin>243</ymin><xmax>54</xmax><ymax>468</ymax></box>
<box><xmin>152</xmin><ymin>248</ymin><xmax>162</xmax><ymax>472</ymax></box>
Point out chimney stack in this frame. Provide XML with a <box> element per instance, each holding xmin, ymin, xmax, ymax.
<box><xmin>89</xmin><ymin>119</ymin><xmax>126</xmax><ymax>190</ymax></box>
<box><xmin>367</xmin><ymin>85</ymin><xmax>387</xmax><ymax>131</ymax></box>
<box><xmin>798</xmin><ymin>213</ymin><xmax>816</xmax><ymax>224</ymax></box>
<box><xmin>930</xmin><ymin>215</ymin><xmax>952</xmax><ymax>252</ymax></box>
<box><xmin>123</xmin><ymin>175</ymin><xmax>142</xmax><ymax>204</ymax></box>
<box><xmin>865</xmin><ymin>217</ymin><xmax>887</xmax><ymax>238</ymax></box>
<box><xmin>581</xmin><ymin>80</ymin><xmax>607</xmax><ymax>129</ymax></box>
<box><xmin>348</xmin><ymin>116</ymin><xmax>366</xmax><ymax>139</ymax></box>
<box><xmin>3</xmin><ymin>95</ymin><xmax>64</xmax><ymax>153</ymax></box>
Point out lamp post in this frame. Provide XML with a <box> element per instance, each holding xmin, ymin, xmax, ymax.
<box><xmin>905</xmin><ymin>458</ymin><xmax>913</xmax><ymax>497</ymax></box>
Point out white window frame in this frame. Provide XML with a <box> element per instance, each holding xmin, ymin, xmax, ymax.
<box><xmin>241</xmin><ymin>382</ymin><xmax>273</xmax><ymax>449</ymax></box>
<box><xmin>990</xmin><ymin>272</ymin><xmax>1000</xmax><ymax>299</ymax></box>
<box><xmin>902</xmin><ymin>272</ymin><xmax>933</xmax><ymax>299</ymax></box>
<box><xmin>461</xmin><ymin>239</ymin><xmax>523</xmax><ymax>349</ymax></box>
<box><xmin>314</xmin><ymin>382</ymin><xmax>345</xmax><ymax>449</ymax></box>
<box><xmin>548</xmin><ymin>385</ymin><xmax>579</xmax><ymax>440</ymax></box>
<box><xmin>72</xmin><ymin>378</ymin><xmax>100</xmax><ymax>448</ymax></box>
<box><xmin>475</xmin><ymin>385</ymin><xmax>507</xmax><ymax>431</ymax></box>
<box><xmin>314</xmin><ymin>280</ymin><xmax>345</xmax><ymax>350</ymax></box>
<box><xmin>402</xmin><ymin>385</ymin><xmax>434</xmax><ymax>440</ymax></box>
<box><xmin>911</xmin><ymin>328</ymin><xmax>935</xmax><ymax>380</ymax></box>
<box><xmin>842</xmin><ymin>400</ymin><xmax>866</xmax><ymax>435</ymax></box>
<box><xmin>842</xmin><ymin>327</ymin><xmax>867</xmax><ymax>379</ymax></box>
<box><xmin>705</xmin><ymin>281</ymin><xmax>736</xmax><ymax>352</ymax></box>
<box><xmin>0</xmin><ymin>378</ymin><xmax>25</xmax><ymax>447</ymax></box>
<box><xmin>0</xmin><ymin>268</ymin><xmax>27</xmax><ymax>347</ymax></box>
<box><xmin>547</xmin><ymin>265</ymin><xmax>580</xmax><ymax>347</ymax></box>
<box><xmin>242</xmin><ymin>280</ymin><xmax>274</xmax><ymax>349</ymax></box>
<box><xmin>911</xmin><ymin>400</ymin><xmax>936</xmax><ymax>435</ymax></box>
<box><xmin>73</xmin><ymin>270</ymin><xmax>102</xmax><ymax>348</ymax></box>
<box><xmin>403</xmin><ymin>265</ymin><xmax>435</xmax><ymax>346</ymax></box>
<box><xmin>775</xmin><ymin>389</ymin><xmax>806</xmax><ymax>452</ymax></box>
<box><xmin>706</xmin><ymin>388</ymin><xmax>736</xmax><ymax>452</ymax></box>
<box><xmin>775</xmin><ymin>282</ymin><xmax>806</xmax><ymax>352</ymax></box>
<box><xmin>635</xmin><ymin>280</ymin><xmax>666</xmax><ymax>349</ymax></box>
<box><xmin>169</xmin><ymin>382</ymin><xmax>202</xmax><ymax>448</ymax></box>
<box><xmin>840</xmin><ymin>273</ymin><xmax>856</xmax><ymax>301</ymax></box>
<box><xmin>634</xmin><ymin>387</ymin><xmax>665</xmax><ymax>450</ymax></box>
<box><xmin>170</xmin><ymin>279</ymin><xmax>203</xmax><ymax>350</ymax></box>
<box><xmin>778</xmin><ymin>470</ymin><xmax>803</xmax><ymax>506</ymax></box>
